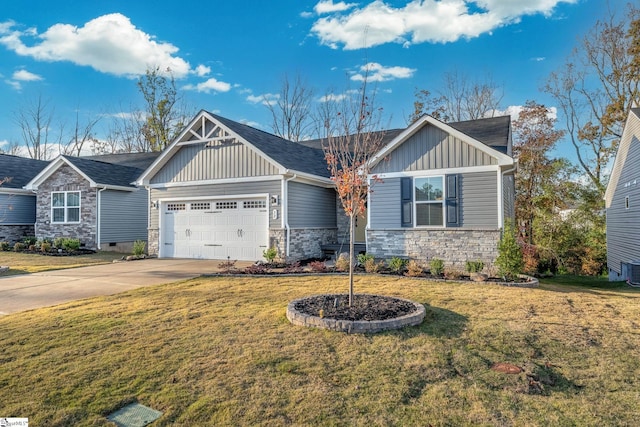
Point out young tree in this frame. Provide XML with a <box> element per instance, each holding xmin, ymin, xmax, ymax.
<box><xmin>322</xmin><ymin>78</ymin><xmax>387</xmax><ymax>306</ymax></box>
<box><xmin>265</xmin><ymin>73</ymin><xmax>315</xmax><ymax>142</ymax></box>
<box><xmin>62</xmin><ymin>108</ymin><xmax>102</xmax><ymax>156</ymax></box>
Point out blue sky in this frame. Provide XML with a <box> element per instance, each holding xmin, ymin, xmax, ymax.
<box><xmin>0</xmin><ymin>0</ymin><xmax>614</xmax><ymax>158</ymax></box>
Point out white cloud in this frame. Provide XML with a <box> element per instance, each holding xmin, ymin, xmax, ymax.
<box><xmin>0</xmin><ymin>14</ymin><xmax>198</xmax><ymax>77</ymax></box>
<box><xmin>351</xmin><ymin>62</ymin><xmax>415</xmax><ymax>82</ymax></box>
<box><xmin>494</xmin><ymin>105</ymin><xmax>558</xmax><ymax>121</ymax></box>
<box><xmin>12</xmin><ymin>69</ymin><xmax>42</xmax><ymax>81</ymax></box>
<box><xmin>310</xmin><ymin>0</ymin><xmax>577</xmax><ymax>50</ymax></box>
<box><xmin>319</xmin><ymin>93</ymin><xmax>348</xmax><ymax>102</ymax></box>
<box><xmin>314</xmin><ymin>0</ymin><xmax>358</xmax><ymax>14</ymax></box>
<box><xmin>531</xmin><ymin>56</ymin><xmax>546</xmax><ymax>62</ymax></box>
<box><xmin>246</xmin><ymin>93</ymin><xmax>280</xmax><ymax>106</ymax></box>
<box><xmin>183</xmin><ymin>77</ymin><xmax>231</xmax><ymax>93</ymax></box>
<box><xmin>300</xmin><ymin>11</ymin><xmax>314</xmax><ymax>18</ymax></box>
<box><xmin>194</xmin><ymin>64</ymin><xmax>211</xmax><ymax>76</ymax></box>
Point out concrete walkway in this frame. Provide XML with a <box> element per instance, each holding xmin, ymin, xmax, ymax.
<box><xmin>0</xmin><ymin>258</ymin><xmax>252</xmax><ymax>315</ymax></box>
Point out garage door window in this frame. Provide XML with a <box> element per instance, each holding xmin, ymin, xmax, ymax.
<box><xmin>167</xmin><ymin>203</ymin><xmax>186</xmax><ymax>211</ymax></box>
<box><xmin>216</xmin><ymin>201</ymin><xmax>237</xmax><ymax>209</ymax></box>
<box><xmin>243</xmin><ymin>200</ymin><xmax>266</xmax><ymax>209</ymax></box>
<box><xmin>191</xmin><ymin>202</ymin><xmax>211</xmax><ymax>210</ymax></box>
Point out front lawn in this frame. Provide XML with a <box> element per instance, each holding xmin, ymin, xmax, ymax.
<box><xmin>1</xmin><ymin>275</ymin><xmax>639</xmax><ymax>426</ymax></box>
<box><xmin>0</xmin><ymin>251</ymin><xmax>121</xmax><ymax>275</ymax></box>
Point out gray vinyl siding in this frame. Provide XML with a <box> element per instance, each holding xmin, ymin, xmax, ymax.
<box><xmin>607</xmin><ymin>134</ymin><xmax>640</xmax><ymax>274</ymax></box>
<box><xmin>150</xmin><ymin>180</ymin><xmax>281</xmax><ymax>229</ymax></box>
<box><xmin>373</xmin><ymin>124</ymin><xmax>497</xmax><ymax>174</ymax></box>
<box><xmin>0</xmin><ymin>194</ymin><xmax>36</xmax><ymax>224</ymax></box>
<box><xmin>459</xmin><ymin>171</ymin><xmax>498</xmax><ymax>228</ymax></box>
<box><xmin>99</xmin><ymin>189</ymin><xmax>148</xmax><ymax>243</ymax></box>
<box><xmin>150</xmin><ymin>142</ymin><xmax>279</xmax><ymax>184</ymax></box>
<box><xmin>503</xmin><ymin>173</ymin><xmax>515</xmax><ymax>222</ymax></box>
<box><xmin>369</xmin><ymin>172</ymin><xmax>498</xmax><ymax>229</ymax></box>
<box><xmin>288</xmin><ymin>181</ymin><xmax>336</xmax><ymax>228</ymax></box>
<box><xmin>369</xmin><ymin>178</ymin><xmax>401</xmax><ymax>228</ymax></box>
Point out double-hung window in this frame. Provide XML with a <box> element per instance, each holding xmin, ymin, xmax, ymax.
<box><xmin>52</xmin><ymin>191</ymin><xmax>81</xmax><ymax>223</ymax></box>
<box><xmin>414</xmin><ymin>177</ymin><xmax>444</xmax><ymax>226</ymax></box>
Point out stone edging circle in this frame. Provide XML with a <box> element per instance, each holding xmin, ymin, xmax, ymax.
<box><xmin>286</xmin><ymin>294</ymin><xmax>426</xmax><ymax>334</ymax></box>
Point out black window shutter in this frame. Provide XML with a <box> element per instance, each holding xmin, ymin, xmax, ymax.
<box><xmin>401</xmin><ymin>177</ymin><xmax>412</xmax><ymax>227</ymax></box>
<box><xmin>446</xmin><ymin>174</ymin><xmax>460</xmax><ymax>227</ymax></box>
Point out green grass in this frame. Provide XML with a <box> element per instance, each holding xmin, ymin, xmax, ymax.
<box><xmin>0</xmin><ymin>251</ymin><xmax>120</xmax><ymax>275</ymax></box>
<box><xmin>1</xmin><ymin>275</ymin><xmax>639</xmax><ymax>426</ymax></box>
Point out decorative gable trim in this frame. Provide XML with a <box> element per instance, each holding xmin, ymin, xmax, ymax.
<box><xmin>368</xmin><ymin>115</ymin><xmax>514</xmax><ymax>169</ymax></box>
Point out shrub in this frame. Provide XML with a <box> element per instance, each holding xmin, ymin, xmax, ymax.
<box><xmin>244</xmin><ymin>263</ymin><xmax>269</xmax><ymax>274</ymax></box>
<box><xmin>444</xmin><ymin>268</ymin><xmax>465</xmax><ymax>280</ymax></box>
<box><xmin>364</xmin><ymin>258</ymin><xmax>384</xmax><ymax>273</ymax></box>
<box><xmin>13</xmin><ymin>242</ymin><xmax>26</xmax><ymax>252</ymax></box>
<box><xmin>429</xmin><ymin>258</ymin><xmax>445</xmax><ymax>276</ymax></box>
<box><xmin>496</xmin><ymin>219</ymin><xmax>524</xmax><ymax>280</ymax></box>
<box><xmin>263</xmin><ymin>246</ymin><xmax>278</xmax><ymax>264</ymax></box>
<box><xmin>283</xmin><ymin>261</ymin><xmax>303</xmax><ymax>274</ymax></box>
<box><xmin>405</xmin><ymin>260</ymin><xmax>424</xmax><ymax>277</ymax></box>
<box><xmin>465</xmin><ymin>260</ymin><xmax>485</xmax><ymax>274</ymax></box>
<box><xmin>308</xmin><ymin>261</ymin><xmax>327</xmax><ymax>273</ymax></box>
<box><xmin>335</xmin><ymin>253</ymin><xmax>350</xmax><ymax>272</ymax></box>
<box><xmin>132</xmin><ymin>240</ymin><xmax>146</xmax><ymax>256</ymax></box>
<box><xmin>53</xmin><ymin>237</ymin><xmax>65</xmax><ymax>249</ymax></box>
<box><xmin>217</xmin><ymin>257</ymin><xmax>237</xmax><ymax>274</ymax></box>
<box><xmin>357</xmin><ymin>253</ymin><xmax>374</xmax><ymax>265</ymax></box>
<box><xmin>61</xmin><ymin>238</ymin><xmax>81</xmax><ymax>252</ymax></box>
<box><xmin>41</xmin><ymin>242</ymin><xmax>52</xmax><ymax>252</ymax></box>
<box><xmin>23</xmin><ymin>236</ymin><xmax>37</xmax><ymax>246</ymax></box>
<box><xmin>0</xmin><ymin>241</ymin><xmax>10</xmax><ymax>251</ymax></box>
<box><xmin>387</xmin><ymin>256</ymin><xmax>408</xmax><ymax>274</ymax></box>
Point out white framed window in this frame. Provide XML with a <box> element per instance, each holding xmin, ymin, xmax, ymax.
<box><xmin>51</xmin><ymin>191</ymin><xmax>81</xmax><ymax>223</ymax></box>
<box><xmin>414</xmin><ymin>176</ymin><xmax>444</xmax><ymax>227</ymax></box>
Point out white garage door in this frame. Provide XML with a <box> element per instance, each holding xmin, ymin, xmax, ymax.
<box><xmin>161</xmin><ymin>198</ymin><xmax>269</xmax><ymax>261</ymax></box>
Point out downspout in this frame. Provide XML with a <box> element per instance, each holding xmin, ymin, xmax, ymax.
<box><xmin>283</xmin><ymin>173</ymin><xmax>297</xmax><ymax>258</ymax></box>
<box><xmin>97</xmin><ymin>186</ymin><xmax>107</xmax><ymax>250</ymax></box>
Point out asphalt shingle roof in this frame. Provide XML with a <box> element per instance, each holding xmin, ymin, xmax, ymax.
<box><xmin>210</xmin><ymin>112</ymin><xmax>331</xmax><ymax>178</ymax></box>
<box><xmin>81</xmin><ymin>152</ymin><xmax>161</xmax><ymax>170</ymax></box>
<box><xmin>448</xmin><ymin>115</ymin><xmax>511</xmax><ymax>153</ymax></box>
<box><xmin>0</xmin><ymin>154</ymin><xmax>49</xmax><ymax>189</ymax></box>
<box><xmin>63</xmin><ymin>155</ymin><xmax>152</xmax><ymax>188</ymax></box>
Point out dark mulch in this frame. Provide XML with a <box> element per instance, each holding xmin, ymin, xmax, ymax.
<box><xmin>294</xmin><ymin>294</ymin><xmax>418</xmax><ymax>321</ymax></box>
<box><xmin>23</xmin><ymin>249</ymin><xmax>96</xmax><ymax>257</ymax></box>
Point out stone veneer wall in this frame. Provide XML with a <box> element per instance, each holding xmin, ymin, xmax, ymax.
<box><xmin>269</xmin><ymin>228</ymin><xmax>338</xmax><ymax>261</ymax></box>
<box><xmin>0</xmin><ymin>225</ymin><xmax>35</xmax><ymax>244</ymax></box>
<box><xmin>147</xmin><ymin>228</ymin><xmax>159</xmax><ymax>256</ymax></box>
<box><xmin>367</xmin><ymin>228</ymin><xmax>501</xmax><ymax>267</ymax></box>
<box><xmin>35</xmin><ymin>165</ymin><xmax>98</xmax><ymax>248</ymax></box>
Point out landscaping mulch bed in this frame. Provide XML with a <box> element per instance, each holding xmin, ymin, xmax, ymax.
<box><xmin>293</xmin><ymin>293</ymin><xmax>419</xmax><ymax>321</ymax></box>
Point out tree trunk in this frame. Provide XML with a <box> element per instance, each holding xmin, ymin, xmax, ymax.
<box><xmin>349</xmin><ymin>212</ymin><xmax>355</xmax><ymax>307</ymax></box>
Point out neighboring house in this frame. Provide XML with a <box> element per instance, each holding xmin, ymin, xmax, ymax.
<box><xmin>137</xmin><ymin>110</ymin><xmax>515</xmax><ymax>265</ymax></box>
<box><xmin>605</xmin><ymin>108</ymin><xmax>640</xmax><ymax>283</ymax></box>
<box><xmin>24</xmin><ymin>152</ymin><xmax>160</xmax><ymax>252</ymax></box>
<box><xmin>0</xmin><ymin>154</ymin><xmax>48</xmax><ymax>243</ymax></box>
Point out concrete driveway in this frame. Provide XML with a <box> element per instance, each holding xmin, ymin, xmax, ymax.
<box><xmin>0</xmin><ymin>258</ymin><xmax>251</xmax><ymax>315</ymax></box>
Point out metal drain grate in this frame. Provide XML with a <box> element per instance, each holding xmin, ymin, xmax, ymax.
<box><xmin>107</xmin><ymin>403</ymin><xmax>162</xmax><ymax>427</ymax></box>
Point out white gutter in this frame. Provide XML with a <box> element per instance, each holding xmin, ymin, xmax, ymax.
<box><xmin>283</xmin><ymin>173</ymin><xmax>297</xmax><ymax>257</ymax></box>
<box><xmin>96</xmin><ymin>186</ymin><xmax>107</xmax><ymax>250</ymax></box>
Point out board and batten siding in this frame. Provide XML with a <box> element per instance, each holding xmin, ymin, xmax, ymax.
<box><xmin>99</xmin><ymin>189</ymin><xmax>148</xmax><ymax>243</ymax></box>
<box><xmin>150</xmin><ymin>180</ymin><xmax>281</xmax><ymax>230</ymax></box>
<box><xmin>372</xmin><ymin>124</ymin><xmax>497</xmax><ymax>175</ymax></box>
<box><xmin>369</xmin><ymin>172</ymin><xmax>498</xmax><ymax>229</ymax></box>
<box><xmin>287</xmin><ymin>181</ymin><xmax>336</xmax><ymax>228</ymax></box>
<box><xmin>607</xmin><ymin>134</ymin><xmax>640</xmax><ymax>275</ymax></box>
<box><xmin>0</xmin><ymin>194</ymin><xmax>36</xmax><ymax>224</ymax></box>
<box><xmin>150</xmin><ymin>142</ymin><xmax>279</xmax><ymax>184</ymax></box>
